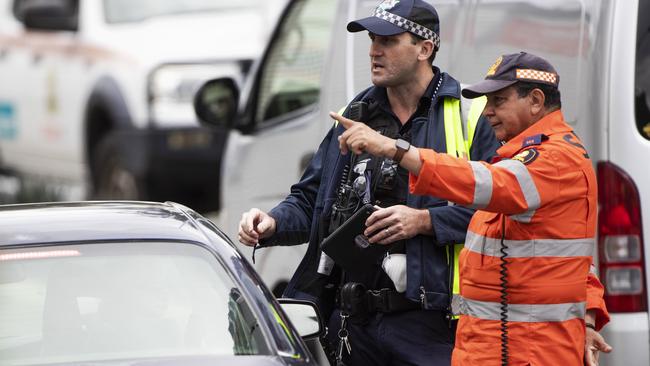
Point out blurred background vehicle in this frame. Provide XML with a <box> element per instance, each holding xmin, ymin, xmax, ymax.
<box><xmin>196</xmin><ymin>0</ymin><xmax>650</xmax><ymax>364</ymax></box>
<box><xmin>0</xmin><ymin>0</ymin><xmax>286</xmax><ymax>212</ymax></box>
<box><xmin>0</xmin><ymin>200</ymin><xmax>323</xmax><ymax>365</ymax></box>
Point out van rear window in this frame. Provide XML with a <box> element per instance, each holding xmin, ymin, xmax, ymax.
<box><xmin>636</xmin><ymin>0</ymin><xmax>650</xmax><ymax>140</ymax></box>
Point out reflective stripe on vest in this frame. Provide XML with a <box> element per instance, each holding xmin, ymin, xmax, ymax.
<box><xmin>442</xmin><ymin>96</ymin><xmax>484</xmax><ymax>315</ymax></box>
<box><xmin>456</xmin><ymin>296</ymin><xmax>586</xmax><ymax>322</ymax></box>
<box><xmin>467</xmin><ymin>158</ymin><xmax>542</xmax><ymax>221</ymax></box>
<box><xmin>464</xmin><ymin>231</ymin><xmax>596</xmax><ymax>258</ymax></box>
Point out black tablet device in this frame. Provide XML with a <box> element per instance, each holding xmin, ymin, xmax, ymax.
<box><xmin>321</xmin><ymin>204</ymin><xmax>388</xmax><ymax>274</ymax></box>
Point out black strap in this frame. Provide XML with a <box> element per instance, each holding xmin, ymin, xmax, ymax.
<box><xmin>366</xmin><ymin>288</ymin><xmax>420</xmax><ymax>313</ymax></box>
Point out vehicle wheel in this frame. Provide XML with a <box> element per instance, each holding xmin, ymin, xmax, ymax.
<box><xmin>92</xmin><ymin>133</ymin><xmax>144</xmax><ymax>200</ymax></box>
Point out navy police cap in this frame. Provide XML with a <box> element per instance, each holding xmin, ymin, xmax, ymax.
<box><xmin>347</xmin><ymin>0</ymin><xmax>440</xmax><ymax>50</ymax></box>
<box><xmin>462</xmin><ymin>52</ymin><xmax>560</xmax><ymax>99</ymax></box>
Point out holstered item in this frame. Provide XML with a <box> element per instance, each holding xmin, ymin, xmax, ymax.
<box><xmin>366</xmin><ymin>288</ymin><xmax>420</xmax><ymax>313</ymax></box>
<box><xmin>339</xmin><ymin>283</ymin><xmax>422</xmax><ymax>324</ymax></box>
<box><xmin>339</xmin><ymin>282</ymin><xmax>369</xmax><ymax>324</ymax></box>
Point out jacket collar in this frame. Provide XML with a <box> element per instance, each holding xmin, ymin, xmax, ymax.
<box><xmin>363</xmin><ymin>66</ymin><xmax>460</xmax><ymax>104</ymax></box>
<box><xmin>436</xmin><ymin>69</ymin><xmax>461</xmax><ymax>99</ymax></box>
<box><xmin>497</xmin><ymin>109</ymin><xmax>571</xmax><ymax>157</ymax></box>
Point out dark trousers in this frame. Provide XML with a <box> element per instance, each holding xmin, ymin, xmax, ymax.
<box><xmin>327</xmin><ymin>308</ymin><xmax>456</xmax><ymax>366</ymax></box>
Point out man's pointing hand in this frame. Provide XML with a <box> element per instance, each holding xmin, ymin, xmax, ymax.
<box><xmin>330</xmin><ymin>111</ymin><xmax>392</xmax><ymax>157</ymax></box>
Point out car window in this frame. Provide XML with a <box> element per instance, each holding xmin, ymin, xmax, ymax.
<box><xmin>197</xmin><ymin>215</ymin><xmax>306</xmax><ymax>359</ymax></box>
<box><xmin>254</xmin><ymin>0</ymin><xmax>337</xmax><ymax>127</ymax></box>
<box><xmin>636</xmin><ymin>0</ymin><xmax>650</xmax><ymax>140</ymax></box>
<box><xmin>12</xmin><ymin>0</ymin><xmax>79</xmax><ymax>22</ymax></box>
<box><xmin>0</xmin><ymin>242</ymin><xmax>271</xmax><ymax>364</ymax></box>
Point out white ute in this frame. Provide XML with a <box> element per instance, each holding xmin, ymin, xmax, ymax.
<box><xmin>0</xmin><ymin>0</ymin><xmax>284</xmax><ymax>211</ymax></box>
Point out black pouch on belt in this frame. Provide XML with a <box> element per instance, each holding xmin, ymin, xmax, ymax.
<box><xmin>339</xmin><ymin>282</ymin><xmax>369</xmax><ymax>325</ymax></box>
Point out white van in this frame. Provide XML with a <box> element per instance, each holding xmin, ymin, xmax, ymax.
<box><xmin>199</xmin><ymin>0</ymin><xmax>649</xmax><ymax>364</ymax></box>
<box><xmin>0</xmin><ymin>0</ymin><xmax>285</xmax><ymax>211</ymax></box>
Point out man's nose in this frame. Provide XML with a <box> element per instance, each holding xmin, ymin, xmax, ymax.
<box><xmin>369</xmin><ymin>42</ymin><xmax>382</xmax><ymax>57</ymax></box>
<box><xmin>482</xmin><ymin>104</ymin><xmax>495</xmax><ymax>118</ymax></box>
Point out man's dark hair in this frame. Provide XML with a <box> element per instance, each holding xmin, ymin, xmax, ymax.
<box><xmin>515</xmin><ymin>81</ymin><xmax>562</xmax><ymax>110</ymax></box>
<box><xmin>409</xmin><ymin>33</ymin><xmax>437</xmax><ymax>64</ymax></box>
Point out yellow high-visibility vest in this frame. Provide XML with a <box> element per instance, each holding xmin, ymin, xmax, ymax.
<box><xmin>443</xmin><ymin>95</ymin><xmax>487</xmax><ymax>316</ymax></box>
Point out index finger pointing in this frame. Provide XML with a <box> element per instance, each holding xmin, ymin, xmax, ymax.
<box><xmin>329</xmin><ymin>111</ymin><xmax>355</xmax><ymax>129</ymax></box>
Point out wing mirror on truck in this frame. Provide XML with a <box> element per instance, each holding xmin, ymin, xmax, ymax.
<box><xmin>16</xmin><ymin>0</ymin><xmax>79</xmax><ymax>32</ymax></box>
<box><xmin>193</xmin><ymin>78</ymin><xmax>240</xmax><ymax>129</ymax></box>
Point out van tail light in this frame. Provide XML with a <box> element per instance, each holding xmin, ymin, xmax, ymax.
<box><xmin>597</xmin><ymin>161</ymin><xmax>647</xmax><ymax>312</ymax></box>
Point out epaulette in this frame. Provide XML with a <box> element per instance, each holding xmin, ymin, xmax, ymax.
<box><xmin>521</xmin><ymin>134</ymin><xmax>549</xmax><ymax>148</ymax></box>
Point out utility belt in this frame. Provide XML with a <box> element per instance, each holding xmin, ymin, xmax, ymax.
<box><xmin>338</xmin><ymin>282</ymin><xmax>420</xmax><ymax>323</ymax></box>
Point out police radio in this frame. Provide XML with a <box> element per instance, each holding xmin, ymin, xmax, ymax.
<box><xmin>329</xmin><ymin>101</ymin><xmax>368</xmax><ymax>231</ymax></box>
<box><xmin>317</xmin><ymin>101</ymin><xmax>369</xmax><ymax>276</ymax></box>
<box><xmin>348</xmin><ymin>101</ymin><xmax>368</xmax><ymax>122</ymax></box>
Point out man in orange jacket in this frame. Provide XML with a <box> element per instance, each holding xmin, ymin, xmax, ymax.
<box><xmin>332</xmin><ymin>52</ymin><xmax>612</xmax><ymax>365</ymax></box>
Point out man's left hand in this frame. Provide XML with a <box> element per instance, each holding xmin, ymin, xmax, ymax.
<box><xmin>584</xmin><ymin>327</ymin><xmax>613</xmax><ymax>366</ymax></box>
<box><xmin>364</xmin><ymin>205</ymin><xmax>431</xmax><ymax>245</ymax></box>
<box><xmin>331</xmin><ymin>111</ymin><xmax>393</xmax><ymax>157</ymax></box>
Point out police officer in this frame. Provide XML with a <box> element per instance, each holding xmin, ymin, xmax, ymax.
<box><xmin>239</xmin><ymin>1</ymin><xmax>499</xmax><ymax>365</ymax></box>
<box><xmin>334</xmin><ymin>52</ymin><xmax>613</xmax><ymax>366</ymax></box>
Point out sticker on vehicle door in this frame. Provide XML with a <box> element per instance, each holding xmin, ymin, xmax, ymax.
<box><xmin>0</xmin><ymin>102</ymin><xmax>17</xmax><ymax>140</ymax></box>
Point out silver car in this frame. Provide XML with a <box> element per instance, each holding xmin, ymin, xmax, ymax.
<box><xmin>0</xmin><ymin>201</ymin><xmax>322</xmax><ymax>366</ymax></box>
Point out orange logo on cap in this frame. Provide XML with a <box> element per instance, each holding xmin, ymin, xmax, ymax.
<box><xmin>486</xmin><ymin>56</ymin><xmax>503</xmax><ymax>76</ymax></box>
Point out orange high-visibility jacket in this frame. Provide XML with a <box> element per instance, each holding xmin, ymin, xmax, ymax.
<box><xmin>409</xmin><ymin>110</ymin><xmax>609</xmax><ymax>365</ymax></box>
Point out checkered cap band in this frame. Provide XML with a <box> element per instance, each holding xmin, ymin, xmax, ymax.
<box><xmin>516</xmin><ymin>69</ymin><xmax>558</xmax><ymax>85</ymax></box>
<box><xmin>374</xmin><ymin>9</ymin><xmax>440</xmax><ymax>49</ymax></box>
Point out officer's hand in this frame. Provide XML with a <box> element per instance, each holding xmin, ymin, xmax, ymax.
<box><xmin>330</xmin><ymin>111</ymin><xmax>393</xmax><ymax>157</ymax></box>
<box><xmin>584</xmin><ymin>327</ymin><xmax>612</xmax><ymax>366</ymax></box>
<box><xmin>364</xmin><ymin>205</ymin><xmax>432</xmax><ymax>245</ymax></box>
<box><xmin>238</xmin><ymin>208</ymin><xmax>276</xmax><ymax>247</ymax></box>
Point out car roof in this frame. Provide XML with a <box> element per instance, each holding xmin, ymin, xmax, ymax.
<box><xmin>0</xmin><ymin>201</ymin><xmax>231</xmax><ymax>248</ymax></box>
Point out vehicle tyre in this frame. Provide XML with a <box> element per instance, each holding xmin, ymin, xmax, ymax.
<box><xmin>92</xmin><ymin>133</ymin><xmax>145</xmax><ymax>200</ymax></box>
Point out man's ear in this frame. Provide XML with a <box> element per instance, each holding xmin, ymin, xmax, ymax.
<box><xmin>418</xmin><ymin>39</ymin><xmax>434</xmax><ymax>62</ymax></box>
<box><xmin>529</xmin><ymin>88</ymin><xmax>546</xmax><ymax>115</ymax></box>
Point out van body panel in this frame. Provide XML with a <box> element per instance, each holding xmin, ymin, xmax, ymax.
<box><xmin>600</xmin><ymin>0</ymin><xmax>650</xmax><ymax>363</ymax></box>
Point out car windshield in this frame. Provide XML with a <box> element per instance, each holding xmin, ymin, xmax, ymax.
<box><xmin>103</xmin><ymin>0</ymin><xmax>263</xmax><ymax>23</ymax></box>
<box><xmin>0</xmin><ymin>242</ymin><xmax>270</xmax><ymax>365</ymax></box>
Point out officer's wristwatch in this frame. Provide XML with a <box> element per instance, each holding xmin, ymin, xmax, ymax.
<box><xmin>393</xmin><ymin>138</ymin><xmax>410</xmax><ymax>163</ymax></box>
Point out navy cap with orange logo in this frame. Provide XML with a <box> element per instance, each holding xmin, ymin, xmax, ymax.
<box><xmin>347</xmin><ymin>0</ymin><xmax>441</xmax><ymax>50</ymax></box>
<box><xmin>462</xmin><ymin>52</ymin><xmax>560</xmax><ymax>99</ymax></box>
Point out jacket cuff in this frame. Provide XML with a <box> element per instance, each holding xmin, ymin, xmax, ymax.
<box><xmin>587</xmin><ymin>294</ymin><xmax>611</xmax><ymax>331</ymax></box>
<box><xmin>409</xmin><ymin>149</ymin><xmax>438</xmax><ymax>195</ymax></box>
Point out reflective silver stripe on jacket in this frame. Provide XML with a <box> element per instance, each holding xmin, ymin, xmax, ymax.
<box><xmin>457</xmin><ymin>296</ymin><xmax>586</xmax><ymax>322</ymax></box>
<box><xmin>464</xmin><ymin>231</ymin><xmax>595</xmax><ymax>258</ymax></box>
<box><xmin>494</xmin><ymin>159</ymin><xmax>541</xmax><ymax>222</ymax></box>
<box><xmin>469</xmin><ymin>161</ymin><xmax>492</xmax><ymax>209</ymax></box>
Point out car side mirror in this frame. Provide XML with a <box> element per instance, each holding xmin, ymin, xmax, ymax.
<box><xmin>193</xmin><ymin>78</ymin><xmax>239</xmax><ymax>128</ymax></box>
<box><xmin>278</xmin><ymin>299</ymin><xmax>324</xmax><ymax>340</ymax></box>
<box><xmin>16</xmin><ymin>0</ymin><xmax>79</xmax><ymax>32</ymax></box>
